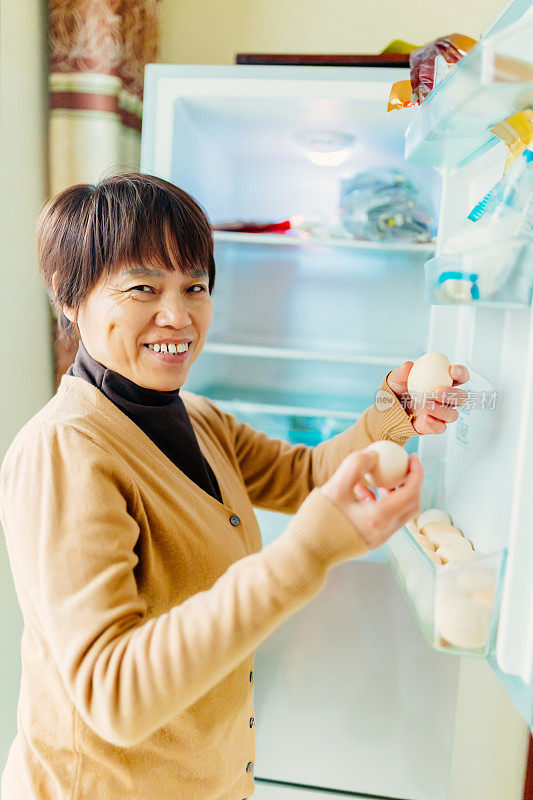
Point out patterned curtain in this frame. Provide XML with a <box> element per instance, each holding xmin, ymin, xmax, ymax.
<box><xmin>48</xmin><ymin>0</ymin><xmax>162</xmax><ymax>383</ymax></box>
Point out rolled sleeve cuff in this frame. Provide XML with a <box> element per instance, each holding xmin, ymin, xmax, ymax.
<box><xmin>366</xmin><ymin>372</ymin><xmax>418</xmax><ymax>445</ymax></box>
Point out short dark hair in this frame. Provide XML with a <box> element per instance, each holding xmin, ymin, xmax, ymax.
<box><xmin>37</xmin><ymin>173</ymin><xmax>216</xmax><ymax>340</ymax></box>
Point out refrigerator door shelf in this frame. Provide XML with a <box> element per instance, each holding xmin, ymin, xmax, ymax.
<box><xmin>405</xmin><ymin>11</ymin><xmax>533</xmax><ymax>168</ymax></box>
<box><xmin>386</xmin><ymin>520</ymin><xmax>507</xmax><ymax>658</ymax></box>
<box><xmin>213</xmin><ymin>229</ymin><xmax>436</xmax><ymax>254</ymax></box>
<box><xmin>424</xmin><ymin>236</ymin><xmax>533</xmax><ymax>308</ymax></box>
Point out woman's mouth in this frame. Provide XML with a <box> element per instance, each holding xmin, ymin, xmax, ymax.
<box><xmin>143</xmin><ymin>342</ymin><xmax>191</xmax><ymax>363</ymax></box>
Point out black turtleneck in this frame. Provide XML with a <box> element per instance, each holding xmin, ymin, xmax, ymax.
<box><xmin>66</xmin><ymin>339</ymin><xmax>223</xmax><ymax>504</ymax></box>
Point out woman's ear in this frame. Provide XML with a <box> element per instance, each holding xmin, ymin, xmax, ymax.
<box><xmin>52</xmin><ymin>271</ymin><xmax>76</xmax><ymax>324</ymax></box>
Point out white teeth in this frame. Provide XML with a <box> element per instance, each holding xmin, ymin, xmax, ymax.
<box><xmin>147</xmin><ymin>342</ymin><xmax>189</xmax><ymax>353</ymax></box>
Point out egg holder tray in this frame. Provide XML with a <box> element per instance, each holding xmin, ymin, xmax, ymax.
<box><xmin>385</xmin><ymin>524</ymin><xmax>507</xmax><ymax>658</ymax></box>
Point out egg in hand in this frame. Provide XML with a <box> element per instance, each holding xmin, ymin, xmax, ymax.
<box><xmin>407</xmin><ymin>352</ymin><xmax>453</xmax><ymax>408</ymax></box>
<box><xmin>363</xmin><ymin>441</ymin><xmax>409</xmax><ymax>490</ymax></box>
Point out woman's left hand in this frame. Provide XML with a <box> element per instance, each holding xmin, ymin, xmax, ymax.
<box><xmin>386</xmin><ymin>361</ymin><xmax>470</xmax><ymax>435</ymax></box>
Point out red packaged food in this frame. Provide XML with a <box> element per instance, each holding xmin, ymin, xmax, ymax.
<box><xmin>410</xmin><ymin>33</ymin><xmax>477</xmax><ymax>104</ymax></box>
<box><xmin>211</xmin><ymin>220</ymin><xmax>292</xmax><ymax>234</ymax></box>
<box><xmin>388</xmin><ymin>33</ymin><xmax>477</xmax><ymax>111</ymax></box>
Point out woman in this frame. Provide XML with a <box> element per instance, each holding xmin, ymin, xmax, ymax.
<box><xmin>0</xmin><ymin>174</ymin><xmax>468</xmax><ymax>800</ymax></box>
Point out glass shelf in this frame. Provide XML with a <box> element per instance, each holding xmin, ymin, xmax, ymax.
<box><xmin>190</xmin><ymin>384</ymin><xmax>422</xmax><ymax>450</ymax></box>
<box><xmin>386</xmin><ymin>522</ymin><xmax>507</xmax><ymax>658</ymax></box>
<box><xmin>193</xmin><ymin>382</ymin><xmax>364</xmax><ymax>422</ymax></box>
<box><xmin>203</xmin><ymin>334</ymin><xmax>424</xmax><ymax>368</ymax></box>
<box><xmin>405</xmin><ymin>15</ymin><xmax>533</xmax><ymax>168</ymax></box>
<box><xmin>213</xmin><ymin>230</ymin><xmax>436</xmax><ymax>254</ymax></box>
<box><xmin>197</xmin><ymin>384</ymin><xmax>364</xmax><ymax>445</ymax></box>
<box><xmin>424</xmin><ymin>236</ymin><xmax>533</xmax><ymax>307</ymax></box>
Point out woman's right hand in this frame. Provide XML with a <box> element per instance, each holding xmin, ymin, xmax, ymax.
<box><xmin>320</xmin><ymin>449</ymin><xmax>424</xmax><ymax>551</ymax></box>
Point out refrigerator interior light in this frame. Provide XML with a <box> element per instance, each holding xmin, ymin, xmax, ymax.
<box><xmin>294</xmin><ymin>128</ymin><xmax>356</xmax><ymax>166</ymax></box>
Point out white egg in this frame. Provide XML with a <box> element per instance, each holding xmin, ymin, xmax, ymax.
<box><xmin>471</xmin><ymin>588</ymin><xmax>496</xmax><ymax>610</ymax></box>
<box><xmin>420</xmin><ymin>520</ymin><xmax>463</xmax><ymax>540</ymax></box>
<box><xmin>435</xmin><ymin>595</ymin><xmax>491</xmax><ymax>649</ymax></box>
<box><xmin>436</xmin><ymin>577</ymin><xmax>467</xmax><ymax>607</ymax></box>
<box><xmin>407</xmin><ymin>352</ymin><xmax>453</xmax><ymax>400</ymax></box>
<box><xmin>416</xmin><ymin>508</ymin><xmax>452</xmax><ymax>528</ymax></box>
<box><xmin>413</xmin><ymin>532</ymin><xmax>435</xmax><ymax>553</ymax></box>
<box><xmin>405</xmin><ymin>518</ymin><xmax>419</xmax><ymax>536</ymax></box>
<box><xmin>425</xmin><ymin>550</ymin><xmax>443</xmax><ymax>566</ymax></box>
<box><xmin>441</xmin><ymin>553</ymin><xmax>482</xmax><ymax>572</ymax></box>
<box><xmin>455</xmin><ymin>568</ymin><xmax>496</xmax><ymax>609</ymax></box>
<box><xmin>435</xmin><ymin>540</ymin><xmax>474</xmax><ymax>564</ymax></box>
<box><xmin>427</xmin><ymin>531</ymin><xmax>466</xmax><ymax>550</ymax></box>
<box><xmin>363</xmin><ymin>441</ymin><xmax>409</xmax><ymax>490</ymax></box>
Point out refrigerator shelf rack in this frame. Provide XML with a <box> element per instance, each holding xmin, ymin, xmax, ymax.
<box><xmin>213</xmin><ymin>230</ymin><xmax>436</xmax><ymax>254</ymax></box>
<box><xmin>203</xmin><ymin>340</ymin><xmax>423</xmax><ymax>368</ymax></box>
<box><xmin>424</xmin><ymin>236</ymin><xmax>533</xmax><ymax>307</ymax></box>
<box><xmin>386</xmin><ymin>523</ymin><xmax>507</xmax><ymax>658</ymax></box>
<box><xmin>216</xmin><ymin>401</ymin><xmax>357</xmax><ymax>446</ymax></box>
<box><xmin>405</xmin><ymin>14</ymin><xmax>533</xmax><ymax>168</ymax></box>
<box><xmin>190</xmin><ymin>382</ymin><xmax>364</xmax><ymax>445</ymax></box>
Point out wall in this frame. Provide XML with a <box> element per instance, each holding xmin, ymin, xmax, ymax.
<box><xmin>158</xmin><ymin>0</ymin><xmax>506</xmax><ymax>65</ymax></box>
<box><xmin>0</xmin><ymin>0</ymin><xmax>54</xmax><ymax>770</ymax></box>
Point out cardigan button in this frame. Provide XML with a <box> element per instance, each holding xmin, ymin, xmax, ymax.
<box><xmin>230</xmin><ymin>514</ymin><xmax>241</xmax><ymax>527</ymax></box>
<box><xmin>249</xmin><ymin>716</ymin><xmax>255</xmax><ymax>728</ymax></box>
<box><xmin>249</xmin><ymin>671</ymin><xmax>253</xmax><ymax>682</ymax></box>
<box><xmin>246</xmin><ymin>761</ymin><xmax>254</xmax><ymax>773</ymax></box>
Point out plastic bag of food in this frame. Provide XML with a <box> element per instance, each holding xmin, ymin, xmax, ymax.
<box><xmin>339</xmin><ymin>167</ymin><xmax>433</xmax><ymax>242</ymax></box>
<box><xmin>410</xmin><ymin>33</ymin><xmax>477</xmax><ymax>103</ymax></box>
<box><xmin>388</xmin><ymin>33</ymin><xmax>477</xmax><ymax>110</ymax></box>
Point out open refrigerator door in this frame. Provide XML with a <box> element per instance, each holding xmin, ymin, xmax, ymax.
<box><xmin>141</xmin><ymin>43</ymin><xmax>530</xmax><ymax>797</ymax></box>
<box><xmin>396</xmin><ymin>0</ymin><xmax>533</xmax><ymax>732</ymax></box>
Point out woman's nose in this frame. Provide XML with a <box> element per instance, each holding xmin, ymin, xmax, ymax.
<box><xmin>155</xmin><ymin>296</ymin><xmax>192</xmax><ymax>328</ymax></box>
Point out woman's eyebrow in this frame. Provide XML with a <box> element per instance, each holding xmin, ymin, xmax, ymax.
<box><xmin>121</xmin><ymin>266</ymin><xmax>167</xmax><ymax>279</ymax></box>
<box><xmin>120</xmin><ymin>266</ymin><xmax>208</xmax><ymax>279</ymax></box>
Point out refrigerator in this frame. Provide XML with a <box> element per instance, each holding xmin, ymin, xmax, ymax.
<box><xmin>140</xmin><ymin>2</ymin><xmax>533</xmax><ymax>797</ymax></box>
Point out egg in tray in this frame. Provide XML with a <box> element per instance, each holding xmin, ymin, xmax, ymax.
<box><xmin>386</xmin><ymin>508</ymin><xmax>507</xmax><ymax>657</ymax></box>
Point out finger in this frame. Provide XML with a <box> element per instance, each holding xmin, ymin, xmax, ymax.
<box><xmin>354</xmin><ymin>483</ymin><xmax>376</xmax><ymax>502</ymax></box>
<box><xmin>376</xmin><ymin>454</ymin><xmax>423</xmax><ymax>494</ymax></box>
<box><xmin>376</xmin><ymin>455</ymin><xmax>424</xmax><ymax>512</ymax></box>
<box><xmin>450</xmin><ymin>365</ymin><xmax>470</xmax><ymax>385</ymax></box>
<box><xmin>434</xmin><ymin>386</ymin><xmax>469</xmax><ymax>407</ymax></box>
<box><xmin>413</xmin><ymin>413</ymin><xmax>447</xmax><ymax>435</ymax></box>
<box><xmin>386</xmin><ymin>361</ymin><xmax>413</xmax><ymax>395</ymax></box>
<box><xmin>332</xmin><ymin>449</ymin><xmax>379</xmax><ymax>501</ymax></box>
<box><xmin>423</xmin><ymin>403</ymin><xmax>459</xmax><ymax>424</ymax></box>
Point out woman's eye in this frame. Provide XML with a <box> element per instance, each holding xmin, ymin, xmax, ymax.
<box><xmin>128</xmin><ymin>284</ymin><xmax>207</xmax><ymax>295</ymax></box>
<box><xmin>129</xmin><ymin>285</ymin><xmax>153</xmax><ymax>293</ymax></box>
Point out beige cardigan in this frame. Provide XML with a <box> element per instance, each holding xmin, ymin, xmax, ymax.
<box><xmin>0</xmin><ymin>372</ymin><xmax>416</xmax><ymax>800</ymax></box>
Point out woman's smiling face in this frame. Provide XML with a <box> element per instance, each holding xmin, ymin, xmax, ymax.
<box><xmin>56</xmin><ymin>262</ymin><xmax>213</xmax><ymax>390</ymax></box>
